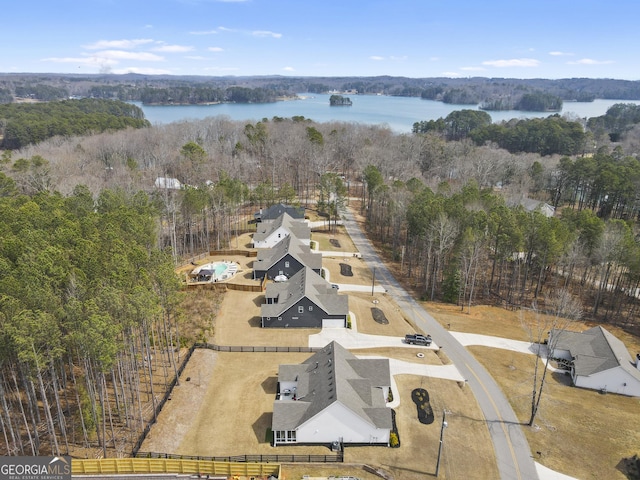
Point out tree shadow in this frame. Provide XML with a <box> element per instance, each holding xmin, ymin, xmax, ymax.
<box><xmin>252</xmin><ymin>412</ymin><xmax>273</xmax><ymax>444</ymax></box>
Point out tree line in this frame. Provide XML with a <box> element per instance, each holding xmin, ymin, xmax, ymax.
<box><xmin>413</xmin><ymin>103</ymin><xmax>640</xmax><ymax>157</ymax></box>
<box><xmin>362</xmin><ymin>167</ymin><xmax>640</xmax><ymax>327</ymax></box>
<box><xmin>0</xmin><ymin>183</ymin><xmax>182</xmax><ymax>458</ymax></box>
<box><xmin>2</xmin><ymin>74</ymin><xmax>640</xmax><ymax>106</ymax></box>
<box><xmin>0</xmin><ymin>99</ymin><xmax>149</xmax><ymax>150</ymax></box>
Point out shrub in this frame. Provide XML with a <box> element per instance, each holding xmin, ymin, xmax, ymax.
<box><xmin>389</xmin><ymin>432</ymin><xmax>399</xmax><ymax>448</ymax></box>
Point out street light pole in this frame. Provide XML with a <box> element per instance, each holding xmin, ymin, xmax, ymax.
<box><xmin>435</xmin><ymin>409</ymin><xmax>448</xmax><ymax>477</ymax></box>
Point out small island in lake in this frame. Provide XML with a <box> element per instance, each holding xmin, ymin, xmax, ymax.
<box><xmin>329</xmin><ymin>94</ymin><xmax>352</xmax><ymax>106</ymax></box>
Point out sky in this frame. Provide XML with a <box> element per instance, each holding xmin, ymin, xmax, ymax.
<box><xmin>2</xmin><ymin>0</ymin><xmax>639</xmax><ymax>80</ymax></box>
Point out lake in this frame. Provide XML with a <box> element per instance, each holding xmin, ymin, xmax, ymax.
<box><xmin>136</xmin><ymin>94</ymin><xmax>640</xmax><ymax>134</ymax></box>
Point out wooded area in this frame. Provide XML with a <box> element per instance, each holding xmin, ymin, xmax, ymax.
<box><xmin>1</xmin><ymin>94</ymin><xmax>640</xmax><ymax>458</ymax></box>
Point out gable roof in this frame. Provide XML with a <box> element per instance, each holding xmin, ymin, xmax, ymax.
<box><xmin>552</xmin><ymin>326</ymin><xmax>640</xmax><ymax>380</ymax></box>
<box><xmin>272</xmin><ymin>341</ymin><xmax>392</xmax><ymax>431</ymax></box>
<box><xmin>262</xmin><ymin>267</ymin><xmax>347</xmax><ymax>318</ymax></box>
<box><xmin>253</xmin><ymin>235</ymin><xmax>322</xmax><ymax>273</ymax></box>
<box><xmin>255</xmin><ymin>203</ymin><xmax>305</xmax><ymax>221</ymax></box>
<box><xmin>253</xmin><ymin>213</ymin><xmax>311</xmax><ymax>244</ymax></box>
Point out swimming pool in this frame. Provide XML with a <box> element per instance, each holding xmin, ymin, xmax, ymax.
<box><xmin>191</xmin><ymin>261</ymin><xmax>238</xmax><ymax>283</ymax></box>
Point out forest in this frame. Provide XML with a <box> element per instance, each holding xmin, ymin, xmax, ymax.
<box><xmin>1</xmin><ymin>94</ymin><xmax>640</xmax><ymax>458</ymax></box>
<box><xmin>1</xmin><ymin>73</ymin><xmax>640</xmax><ymax>108</ymax></box>
<box><xmin>0</xmin><ymin>99</ymin><xmax>149</xmax><ymax>150</ymax></box>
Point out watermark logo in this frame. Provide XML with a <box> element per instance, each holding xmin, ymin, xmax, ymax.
<box><xmin>0</xmin><ymin>456</ymin><xmax>71</xmax><ymax>480</ymax></box>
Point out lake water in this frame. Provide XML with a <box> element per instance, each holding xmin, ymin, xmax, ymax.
<box><xmin>136</xmin><ymin>94</ymin><xmax>640</xmax><ymax>134</ymax></box>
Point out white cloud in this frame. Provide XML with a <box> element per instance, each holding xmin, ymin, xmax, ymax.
<box><xmin>442</xmin><ymin>71</ymin><xmax>462</xmax><ymax>77</ymax></box>
<box><xmin>83</xmin><ymin>39</ymin><xmax>154</xmax><ymax>50</ymax></box>
<box><xmin>568</xmin><ymin>58</ymin><xmax>614</xmax><ymax>65</ymax></box>
<box><xmin>370</xmin><ymin>56</ymin><xmax>384</xmax><ymax>61</ymax></box>
<box><xmin>460</xmin><ymin>66</ymin><xmax>486</xmax><ymax>71</ymax></box>
<box><xmin>153</xmin><ymin>45</ymin><xmax>194</xmax><ymax>53</ymax></box>
<box><xmin>429</xmin><ymin>57</ymin><xmax>440</xmax><ymax>62</ymax></box>
<box><xmin>214</xmin><ymin>26</ymin><xmax>281</xmax><ymax>38</ymax></box>
<box><xmin>208</xmin><ymin>47</ymin><xmax>224</xmax><ymax>52</ymax></box>
<box><xmin>93</xmin><ymin>50</ymin><xmax>164</xmax><ymax>61</ymax></box>
<box><xmin>283</xmin><ymin>66</ymin><xmax>295</xmax><ymax>72</ymax></box>
<box><xmin>252</xmin><ymin>30</ymin><xmax>282</xmax><ymax>38</ymax></box>
<box><xmin>389</xmin><ymin>56</ymin><xmax>408</xmax><ymax>61</ymax></box>
<box><xmin>43</xmin><ymin>56</ymin><xmax>118</xmax><ymax>66</ymax></box>
<box><xmin>549</xmin><ymin>51</ymin><xmax>573</xmax><ymax>56</ymax></box>
<box><xmin>189</xmin><ymin>29</ymin><xmax>219</xmax><ymax>35</ymax></box>
<box><xmin>482</xmin><ymin>58</ymin><xmax>540</xmax><ymax>68</ymax></box>
<box><xmin>186</xmin><ymin>56</ymin><xmax>206</xmax><ymax>60</ymax></box>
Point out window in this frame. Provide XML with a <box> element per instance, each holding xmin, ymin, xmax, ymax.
<box><xmin>275</xmin><ymin>430</ymin><xmax>296</xmax><ymax>444</ymax></box>
<box><xmin>298</xmin><ymin>306</ymin><xmax>304</xmax><ymax>314</ymax></box>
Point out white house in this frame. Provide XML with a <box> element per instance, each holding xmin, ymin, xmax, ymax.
<box><xmin>252</xmin><ymin>212</ymin><xmax>311</xmax><ymax>249</ymax></box>
<box><xmin>272</xmin><ymin>341</ymin><xmax>392</xmax><ymax>446</ymax></box>
<box><xmin>549</xmin><ymin>326</ymin><xmax>640</xmax><ymax>397</ymax></box>
<box><xmin>154</xmin><ymin>177</ymin><xmax>182</xmax><ymax>190</ymax></box>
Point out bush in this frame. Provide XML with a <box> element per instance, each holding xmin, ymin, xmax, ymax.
<box><xmin>389</xmin><ymin>432</ymin><xmax>399</xmax><ymax>448</ymax></box>
<box><xmin>387</xmin><ymin>388</ymin><xmax>394</xmax><ymax>403</ymax></box>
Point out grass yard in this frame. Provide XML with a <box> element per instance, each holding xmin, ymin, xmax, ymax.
<box><xmin>144</xmin><ymin>349</ymin><xmax>497</xmax><ymax>480</ymax></box>
<box><xmin>163</xmin><ymin>220</ymin><xmax>640</xmax><ymax>480</ymax></box>
<box><xmin>427</xmin><ymin>302</ymin><xmax>640</xmax><ymax>480</ymax></box>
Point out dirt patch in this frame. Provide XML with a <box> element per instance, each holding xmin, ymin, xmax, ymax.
<box><xmin>140</xmin><ymin>349</ymin><xmax>218</xmax><ymax>453</ymax></box>
<box><xmin>330</xmin><ymin>238</ymin><xmax>341</xmax><ymax>248</ymax></box>
<box><xmin>340</xmin><ymin>262</ymin><xmax>353</xmax><ymax>276</ymax></box>
<box><xmin>371</xmin><ymin>307</ymin><xmax>389</xmax><ymax>325</ymax></box>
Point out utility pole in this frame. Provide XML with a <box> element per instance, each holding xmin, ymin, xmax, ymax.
<box><xmin>435</xmin><ymin>409</ymin><xmax>448</xmax><ymax>477</ymax></box>
<box><xmin>371</xmin><ymin>267</ymin><xmax>376</xmax><ymax>296</ymax></box>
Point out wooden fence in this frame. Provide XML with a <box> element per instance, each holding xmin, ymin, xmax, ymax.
<box><xmin>135</xmin><ymin>451</ymin><xmax>343</xmax><ymax>464</ymax></box>
<box><xmin>131</xmin><ymin>343</ymin><xmax>320</xmax><ymax>458</ymax></box>
<box><xmin>72</xmin><ymin>457</ymin><xmax>281</xmax><ymax>477</ymax></box>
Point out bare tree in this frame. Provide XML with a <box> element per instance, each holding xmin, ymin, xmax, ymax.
<box><xmin>522</xmin><ymin>289</ymin><xmax>582</xmax><ymax>426</ymax></box>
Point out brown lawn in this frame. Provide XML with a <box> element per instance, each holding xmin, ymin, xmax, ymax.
<box><xmin>158</xmin><ymin>222</ymin><xmax>640</xmax><ymax>480</ymax></box>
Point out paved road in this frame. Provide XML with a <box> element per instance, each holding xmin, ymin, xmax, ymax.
<box><xmin>341</xmin><ymin>207</ymin><xmax>539</xmax><ymax>480</ymax></box>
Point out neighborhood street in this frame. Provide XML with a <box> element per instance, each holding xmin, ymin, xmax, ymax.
<box><xmin>341</xmin><ymin>206</ymin><xmax>540</xmax><ymax>480</ymax></box>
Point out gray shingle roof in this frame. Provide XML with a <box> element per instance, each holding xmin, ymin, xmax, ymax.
<box><xmin>262</xmin><ymin>267</ymin><xmax>348</xmax><ymax>318</ymax></box>
<box><xmin>272</xmin><ymin>342</ymin><xmax>392</xmax><ymax>432</ymax></box>
<box><xmin>255</xmin><ymin>203</ymin><xmax>305</xmax><ymax>221</ymax></box>
<box><xmin>253</xmin><ymin>235</ymin><xmax>322</xmax><ymax>273</ymax></box>
<box><xmin>552</xmin><ymin>326</ymin><xmax>640</xmax><ymax>380</ymax></box>
<box><xmin>253</xmin><ymin>213</ymin><xmax>310</xmax><ymax>244</ymax></box>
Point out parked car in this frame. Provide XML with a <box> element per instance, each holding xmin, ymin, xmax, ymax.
<box><xmin>404</xmin><ymin>333</ymin><xmax>432</xmax><ymax>346</ymax></box>
<box><xmin>331</xmin><ymin>283</ymin><xmax>340</xmax><ymax>290</ymax></box>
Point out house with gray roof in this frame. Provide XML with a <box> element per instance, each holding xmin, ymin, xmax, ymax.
<box><xmin>272</xmin><ymin>341</ymin><xmax>392</xmax><ymax>446</ymax></box>
<box><xmin>254</xmin><ymin>203</ymin><xmax>305</xmax><ymax>223</ymax></box>
<box><xmin>252</xmin><ymin>213</ymin><xmax>311</xmax><ymax>249</ymax></box>
<box><xmin>261</xmin><ymin>267</ymin><xmax>347</xmax><ymax>328</ymax></box>
<box><xmin>549</xmin><ymin>325</ymin><xmax>640</xmax><ymax>396</ymax></box>
<box><xmin>253</xmin><ymin>234</ymin><xmax>322</xmax><ymax>280</ymax></box>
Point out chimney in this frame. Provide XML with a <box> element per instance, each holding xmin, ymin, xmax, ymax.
<box><xmin>636</xmin><ymin>353</ymin><xmax>640</xmax><ymax>370</ymax></box>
